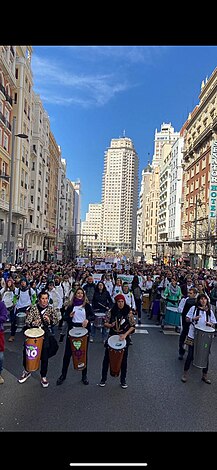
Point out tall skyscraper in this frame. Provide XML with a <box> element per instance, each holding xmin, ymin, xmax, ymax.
<box><xmin>101</xmin><ymin>136</ymin><xmax>139</xmax><ymax>256</ymax></box>
<box><xmin>152</xmin><ymin>122</ymin><xmax>180</xmax><ymax>167</ymax></box>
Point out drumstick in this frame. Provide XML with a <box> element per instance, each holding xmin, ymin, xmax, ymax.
<box><xmin>98</xmin><ymin>302</ymin><xmax>108</xmax><ymax>310</ymax></box>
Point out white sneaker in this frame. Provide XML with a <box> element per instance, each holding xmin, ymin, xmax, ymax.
<box><xmin>18</xmin><ymin>370</ymin><xmax>31</xmax><ymax>383</ymax></box>
<box><xmin>41</xmin><ymin>377</ymin><xmax>49</xmax><ymax>388</ymax></box>
<box><xmin>120</xmin><ymin>381</ymin><xmax>128</xmax><ymax>389</ymax></box>
<box><xmin>0</xmin><ymin>375</ymin><xmax>4</xmax><ymax>384</ymax></box>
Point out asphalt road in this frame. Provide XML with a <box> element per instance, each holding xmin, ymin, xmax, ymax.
<box><xmin>1</xmin><ymin>309</ymin><xmax>217</xmax><ymax>434</ymax></box>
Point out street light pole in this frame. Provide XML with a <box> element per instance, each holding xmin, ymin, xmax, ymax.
<box><xmin>6</xmin><ymin>116</ymin><xmax>28</xmax><ymax>263</ymax></box>
<box><xmin>6</xmin><ymin>116</ymin><xmax>16</xmax><ymax>262</ymax></box>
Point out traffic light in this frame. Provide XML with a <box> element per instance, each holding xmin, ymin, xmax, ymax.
<box><xmin>95</xmin><ymin>233</ymin><xmax>97</xmax><ymax>239</ymax></box>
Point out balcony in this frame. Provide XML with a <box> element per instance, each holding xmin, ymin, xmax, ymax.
<box><xmin>0</xmin><ymin>171</ymin><xmax>10</xmax><ymax>182</ymax></box>
<box><xmin>5</xmin><ymin>93</ymin><xmax>13</xmax><ymax>107</ymax></box>
<box><xmin>0</xmin><ymin>110</ymin><xmax>6</xmax><ymax>125</ymax></box>
<box><xmin>0</xmin><ymin>82</ymin><xmax>6</xmax><ymax>99</ymax></box>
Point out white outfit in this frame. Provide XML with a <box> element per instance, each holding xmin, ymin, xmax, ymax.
<box><xmin>122</xmin><ymin>291</ymin><xmax>136</xmax><ymax>310</ymax></box>
<box><xmin>72</xmin><ymin>306</ymin><xmax>86</xmax><ymax>323</ymax></box>
<box><xmin>112</xmin><ymin>285</ymin><xmax>123</xmax><ymax>301</ymax></box>
<box><xmin>186</xmin><ymin>306</ymin><xmax>216</xmax><ymax>339</ymax></box>
<box><xmin>15</xmin><ymin>287</ymin><xmax>35</xmax><ymax>310</ymax></box>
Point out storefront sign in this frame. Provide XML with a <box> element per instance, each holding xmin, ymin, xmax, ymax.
<box><xmin>209</xmin><ymin>141</ymin><xmax>217</xmax><ymax>235</ymax></box>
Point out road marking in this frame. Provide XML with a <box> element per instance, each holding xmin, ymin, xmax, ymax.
<box><xmin>135</xmin><ymin>329</ymin><xmax>148</xmax><ymax>334</ymax></box>
<box><xmin>162</xmin><ymin>330</ymin><xmax>179</xmax><ymax>335</ymax></box>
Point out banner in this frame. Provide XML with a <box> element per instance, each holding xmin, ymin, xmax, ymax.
<box><xmin>209</xmin><ymin>141</ymin><xmax>217</xmax><ymax>235</ymax></box>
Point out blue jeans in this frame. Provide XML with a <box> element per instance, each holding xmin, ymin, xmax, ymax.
<box><xmin>0</xmin><ymin>351</ymin><xmax>3</xmax><ymax>374</ymax></box>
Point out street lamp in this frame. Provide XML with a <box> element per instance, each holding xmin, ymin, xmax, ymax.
<box><xmin>6</xmin><ymin>116</ymin><xmax>28</xmax><ymax>263</ymax></box>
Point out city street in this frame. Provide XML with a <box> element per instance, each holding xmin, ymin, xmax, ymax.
<box><xmin>1</xmin><ymin>309</ymin><xmax>217</xmax><ymax>433</ymax></box>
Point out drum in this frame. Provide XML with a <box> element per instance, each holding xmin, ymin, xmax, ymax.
<box><xmin>94</xmin><ymin>312</ymin><xmax>106</xmax><ymax>328</ymax></box>
<box><xmin>142</xmin><ymin>294</ymin><xmax>150</xmax><ymax>311</ymax></box>
<box><xmin>193</xmin><ymin>325</ymin><xmax>215</xmax><ymax>368</ymax></box>
<box><xmin>69</xmin><ymin>327</ymin><xmax>88</xmax><ymax>370</ymax></box>
<box><xmin>16</xmin><ymin>312</ymin><xmax>26</xmax><ymax>328</ymax></box>
<box><xmin>164</xmin><ymin>305</ymin><xmax>180</xmax><ymax>327</ymax></box>
<box><xmin>24</xmin><ymin>327</ymin><xmax>45</xmax><ymax>372</ymax></box>
<box><xmin>108</xmin><ymin>335</ymin><xmax>126</xmax><ymax>377</ymax></box>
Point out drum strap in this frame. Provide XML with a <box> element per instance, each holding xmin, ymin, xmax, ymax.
<box><xmin>192</xmin><ymin>307</ymin><xmax>210</xmax><ymax>325</ymax></box>
<box><xmin>38</xmin><ymin>309</ymin><xmax>52</xmax><ymax>332</ymax></box>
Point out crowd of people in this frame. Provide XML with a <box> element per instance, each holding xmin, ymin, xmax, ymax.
<box><xmin>0</xmin><ymin>259</ymin><xmax>217</xmax><ymax>387</ymax></box>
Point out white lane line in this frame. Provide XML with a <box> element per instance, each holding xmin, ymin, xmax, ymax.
<box><xmin>135</xmin><ymin>330</ymin><xmax>148</xmax><ymax>334</ymax></box>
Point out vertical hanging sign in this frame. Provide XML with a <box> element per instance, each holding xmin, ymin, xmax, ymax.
<box><xmin>209</xmin><ymin>141</ymin><xmax>217</xmax><ymax>235</ymax></box>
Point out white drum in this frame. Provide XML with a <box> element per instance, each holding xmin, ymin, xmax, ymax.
<box><xmin>69</xmin><ymin>327</ymin><xmax>88</xmax><ymax>338</ymax></box>
<box><xmin>94</xmin><ymin>312</ymin><xmax>106</xmax><ymax>328</ymax></box>
<box><xmin>16</xmin><ymin>312</ymin><xmax>26</xmax><ymax>327</ymax></box>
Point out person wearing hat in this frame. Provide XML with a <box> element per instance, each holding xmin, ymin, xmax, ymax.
<box><xmin>99</xmin><ymin>293</ymin><xmax>136</xmax><ymax>389</ymax></box>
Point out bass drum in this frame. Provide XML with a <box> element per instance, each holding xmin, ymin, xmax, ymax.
<box><xmin>24</xmin><ymin>327</ymin><xmax>45</xmax><ymax>372</ymax></box>
<box><xmin>193</xmin><ymin>324</ymin><xmax>215</xmax><ymax>368</ymax></box>
<box><xmin>69</xmin><ymin>327</ymin><xmax>88</xmax><ymax>371</ymax></box>
<box><xmin>108</xmin><ymin>335</ymin><xmax>126</xmax><ymax>377</ymax></box>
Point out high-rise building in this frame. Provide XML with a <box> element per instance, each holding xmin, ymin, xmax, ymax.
<box><xmin>101</xmin><ymin>136</ymin><xmax>139</xmax><ymax>256</ymax></box>
<box><xmin>152</xmin><ymin>122</ymin><xmax>179</xmax><ymax>167</ymax></box>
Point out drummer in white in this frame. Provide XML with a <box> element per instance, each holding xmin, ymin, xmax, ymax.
<box><xmin>56</xmin><ymin>287</ymin><xmax>94</xmax><ymax>386</ymax></box>
<box><xmin>181</xmin><ymin>293</ymin><xmax>216</xmax><ymax>384</ymax></box>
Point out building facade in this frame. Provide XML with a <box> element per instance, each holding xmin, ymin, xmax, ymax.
<box><xmin>182</xmin><ymin>68</ymin><xmax>217</xmax><ymax>268</ymax></box>
<box><xmin>101</xmin><ymin>136</ymin><xmax>139</xmax><ymax>257</ymax></box>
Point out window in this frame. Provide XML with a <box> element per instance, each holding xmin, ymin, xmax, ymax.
<box><xmin>3</xmin><ymin>134</ymin><xmax>8</xmax><ymax>151</ymax></box>
<box><xmin>0</xmin><ymin>219</ymin><xmax>4</xmax><ymax>235</ymax></box>
<box><xmin>11</xmin><ymin>223</ymin><xmax>16</xmax><ymax>237</ymax></box>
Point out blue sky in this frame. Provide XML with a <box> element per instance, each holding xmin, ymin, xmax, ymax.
<box><xmin>31</xmin><ymin>45</ymin><xmax>217</xmax><ymax>221</ymax></box>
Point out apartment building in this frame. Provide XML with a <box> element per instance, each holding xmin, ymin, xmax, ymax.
<box><xmin>0</xmin><ymin>46</ymin><xmax>16</xmax><ymax>262</ymax></box>
<box><xmin>81</xmin><ymin>203</ymin><xmax>102</xmax><ymax>255</ymax></box>
<box><xmin>182</xmin><ymin>67</ymin><xmax>217</xmax><ymax>268</ymax></box>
